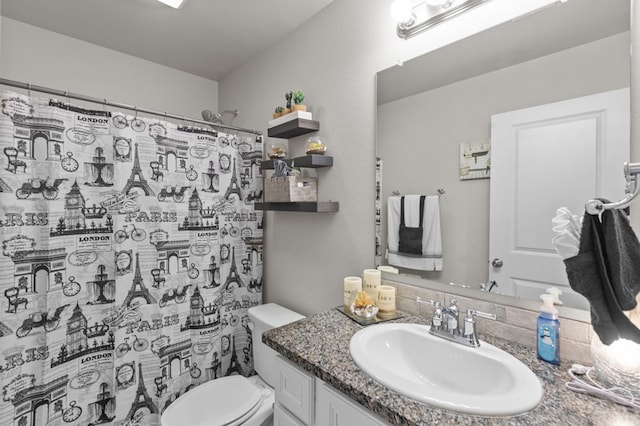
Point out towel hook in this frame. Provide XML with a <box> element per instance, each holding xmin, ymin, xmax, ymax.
<box><xmin>585</xmin><ymin>162</ymin><xmax>640</xmax><ymax>214</ymax></box>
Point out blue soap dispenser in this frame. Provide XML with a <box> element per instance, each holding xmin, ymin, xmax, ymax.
<box><xmin>537</xmin><ymin>294</ymin><xmax>560</xmax><ymax>364</ymax></box>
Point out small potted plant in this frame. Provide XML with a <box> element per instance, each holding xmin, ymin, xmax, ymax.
<box><xmin>283</xmin><ymin>91</ymin><xmax>293</xmax><ymax>115</ymax></box>
<box><xmin>273</xmin><ymin>106</ymin><xmax>284</xmax><ymax>119</ymax></box>
<box><xmin>292</xmin><ymin>90</ymin><xmax>306</xmax><ymax>112</ymax></box>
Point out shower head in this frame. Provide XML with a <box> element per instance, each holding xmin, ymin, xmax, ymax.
<box><xmin>202</xmin><ymin>109</ymin><xmax>220</xmax><ymax>123</ymax></box>
<box><xmin>201</xmin><ymin>109</ymin><xmax>239</xmax><ymax>126</ymax></box>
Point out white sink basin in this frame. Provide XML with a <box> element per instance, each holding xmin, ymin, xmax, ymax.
<box><xmin>349</xmin><ymin>323</ymin><xmax>543</xmax><ymax>416</ymax></box>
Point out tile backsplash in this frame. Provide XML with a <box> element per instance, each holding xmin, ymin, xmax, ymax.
<box><xmin>386</xmin><ymin>279</ymin><xmax>593</xmax><ymax>365</ymax></box>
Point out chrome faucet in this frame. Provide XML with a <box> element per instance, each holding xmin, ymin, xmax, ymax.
<box><xmin>416</xmin><ymin>297</ymin><xmax>496</xmax><ymax>347</ymax></box>
<box><xmin>441</xmin><ymin>299</ymin><xmax>459</xmax><ymax>332</ymax></box>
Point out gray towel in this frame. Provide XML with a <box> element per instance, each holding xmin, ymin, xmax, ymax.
<box><xmin>564</xmin><ymin>212</ymin><xmax>640</xmax><ymax>345</ymax></box>
<box><xmin>602</xmin><ymin>209</ymin><xmax>640</xmax><ymax>311</ymax></box>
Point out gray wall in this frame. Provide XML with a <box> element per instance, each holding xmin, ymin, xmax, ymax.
<box><xmin>0</xmin><ymin>17</ymin><xmax>218</xmax><ymax>118</ymax></box>
<box><xmin>218</xmin><ymin>0</ymin><xmax>561</xmax><ymax>315</ymax></box>
<box><xmin>377</xmin><ymin>32</ymin><xmax>630</xmax><ymax>287</ymax></box>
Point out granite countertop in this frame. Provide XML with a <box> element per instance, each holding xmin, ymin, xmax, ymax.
<box><xmin>263</xmin><ymin>308</ymin><xmax>639</xmax><ymax>426</ymax></box>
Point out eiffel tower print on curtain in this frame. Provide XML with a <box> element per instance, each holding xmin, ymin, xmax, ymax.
<box><xmin>125</xmin><ymin>363</ymin><xmax>157</xmax><ymax>422</ymax></box>
<box><xmin>122</xmin><ymin>252</ymin><xmax>157</xmax><ymax>307</ymax></box>
<box><xmin>223</xmin><ymin>158</ymin><xmax>242</xmax><ymax>201</ymax></box>
<box><xmin>221</xmin><ymin>247</ymin><xmax>246</xmax><ymax>293</ymax></box>
<box><xmin>224</xmin><ymin>335</ymin><xmax>247</xmax><ymax>376</ymax></box>
<box><xmin>122</xmin><ymin>143</ymin><xmax>154</xmax><ymax>196</ymax></box>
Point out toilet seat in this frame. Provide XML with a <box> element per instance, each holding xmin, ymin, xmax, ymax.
<box><xmin>161</xmin><ymin>376</ymin><xmax>264</xmax><ymax>426</ymax></box>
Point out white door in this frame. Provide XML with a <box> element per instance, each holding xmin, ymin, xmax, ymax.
<box><xmin>489</xmin><ymin>88</ymin><xmax>629</xmax><ymax>309</ymax></box>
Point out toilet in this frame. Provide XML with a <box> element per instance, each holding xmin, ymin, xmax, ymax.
<box><xmin>161</xmin><ymin>303</ymin><xmax>304</xmax><ymax>426</ymax></box>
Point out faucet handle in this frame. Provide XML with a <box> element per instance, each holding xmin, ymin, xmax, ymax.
<box><xmin>416</xmin><ymin>297</ymin><xmax>444</xmax><ymax>329</ymax></box>
<box><xmin>466</xmin><ymin>309</ymin><xmax>497</xmax><ymax>321</ymax></box>
<box><xmin>463</xmin><ymin>309</ymin><xmax>497</xmax><ymax>347</ymax></box>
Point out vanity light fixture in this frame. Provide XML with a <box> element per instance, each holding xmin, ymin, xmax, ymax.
<box><xmin>156</xmin><ymin>0</ymin><xmax>188</xmax><ymax>9</ymax></box>
<box><xmin>390</xmin><ymin>0</ymin><xmax>493</xmax><ymax>39</ymax></box>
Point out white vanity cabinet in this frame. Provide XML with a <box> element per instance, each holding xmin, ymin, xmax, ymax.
<box><xmin>315</xmin><ymin>379</ymin><xmax>389</xmax><ymax>426</ymax></box>
<box><xmin>274</xmin><ymin>355</ymin><xmax>389</xmax><ymax>426</ymax></box>
<box><xmin>274</xmin><ymin>355</ymin><xmax>315</xmax><ymax>425</ymax></box>
<box><xmin>274</xmin><ymin>404</ymin><xmax>307</xmax><ymax>426</ymax></box>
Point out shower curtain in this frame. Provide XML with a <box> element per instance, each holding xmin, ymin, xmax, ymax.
<box><xmin>0</xmin><ymin>89</ymin><xmax>264</xmax><ymax>426</ymax></box>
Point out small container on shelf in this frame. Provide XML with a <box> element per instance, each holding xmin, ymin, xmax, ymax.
<box><xmin>268</xmin><ymin>142</ymin><xmax>287</xmax><ymax>159</ymax></box>
<box><xmin>305</xmin><ymin>136</ymin><xmax>327</xmax><ymax>155</ymax></box>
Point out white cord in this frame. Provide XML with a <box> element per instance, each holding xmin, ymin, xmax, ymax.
<box><xmin>565</xmin><ymin>364</ymin><xmax>640</xmax><ymax>410</ymax></box>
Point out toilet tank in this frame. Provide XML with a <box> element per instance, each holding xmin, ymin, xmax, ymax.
<box><xmin>248</xmin><ymin>303</ymin><xmax>304</xmax><ymax>387</ymax></box>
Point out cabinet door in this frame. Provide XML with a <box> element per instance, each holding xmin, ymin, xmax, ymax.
<box><xmin>275</xmin><ymin>355</ymin><xmax>315</xmax><ymax>425</ymax></box>
<box><xmin>316</xmin><ymin>380</ymin><xmax>389</xmax><ymax>426</ymax></box>
<box><xmin>274</xmin><ymin>403</ymin><xmax>306</xmax><ymax>426</ymax></box>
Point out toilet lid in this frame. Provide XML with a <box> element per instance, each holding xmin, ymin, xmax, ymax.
<box><xmin>161</xmin><ymin>376</ymin><xmax>263</xmax><ymax>426</ymax></box>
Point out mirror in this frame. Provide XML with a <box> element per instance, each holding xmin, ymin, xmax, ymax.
<box><xmin>376</xmin><ymin>0</ymin><xmax>630</xmax><ymax>312</ymax></box>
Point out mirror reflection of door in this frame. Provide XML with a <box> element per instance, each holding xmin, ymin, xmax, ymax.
<box><xmin>33</xmin><ymin>401</ymin><xmax>49</xmax><ymax>426</ymax></box>
<box><xmin>167</xmin><ymin>152</ymin><xmax>177</xmax><ymax>172</ymax></box>
<box><xmin>490</xmin><ymin>88</ymin><xmax>629</xmax><ymax>310</ymax></box>
<box><xmin>34</xmin><ymin>266</ymin><xmax>49</xmax><ymax>294</ymax></box>
<box><xmin>32</xmin><ymin>134</ymin><xmax>48</xmax><ymax>161</ymax></box>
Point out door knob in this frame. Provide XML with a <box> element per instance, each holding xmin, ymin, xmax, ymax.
<box><xmin>491</xmin><ymin>258</ymin><xmax>503</xmax><ymax>268</ymax></box>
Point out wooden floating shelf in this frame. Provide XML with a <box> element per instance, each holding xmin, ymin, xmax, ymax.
<box><xmin>254</xmin><ymin>202</ymin><xmax>339</xmax><ymax>212</ymax></box>
<box><xmin>261</xmin><ymin>155</ymin><xmax>333</xmax><ymax>170</ymax></box>
<box><xmin>267</xmin><ymin>119</ymin><xmax>319</xmax><ymax>138</ymax></box>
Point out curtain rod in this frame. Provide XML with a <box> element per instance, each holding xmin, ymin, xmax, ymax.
<box><xmin>0</xmin><ymin>77</ymin><xmax>263</xmax><ymax>136</ymax></box>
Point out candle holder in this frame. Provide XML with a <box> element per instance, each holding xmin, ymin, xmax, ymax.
<box><xmin>343</xmin><ymin>276</ymin><xmax>363</xmax><ymax>311</ymax></box>
<box><xmin>377</xmin><ymin>285</ymin><xmax>397</xmax><ymax>317</ymax></box>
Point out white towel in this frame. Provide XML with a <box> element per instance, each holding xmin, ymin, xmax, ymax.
<box><xmin>551</xmin><ymin>207</ymin><xmax>582</xmax><ymax>259</ymax></box>
<box><xmin>387</xmin><ymin>195</ymin><xmax>443</xmax><ymax>271</ymax></box>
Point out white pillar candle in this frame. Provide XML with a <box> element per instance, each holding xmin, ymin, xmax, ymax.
<box><xmin>377</xmin><ymin>285</ymin><xmax>396</xmax><ymax>316</ymax></box>
<box><xmin>363</xmin><ymin>269</ymin><xmax>381</xmax><ymax>302</ymax></box>
<box><xmin>377</xmin><ymin>265</ymin><xmax>399</xmax><ymax>274</ymax></box>
<box><xmin>343</xmin><ymin>276</ymin><xmax>362</xmax><ymax>309</ymax></box>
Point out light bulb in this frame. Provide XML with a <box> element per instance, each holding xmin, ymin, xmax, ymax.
<box><xmin>156</xmin><ymin>0</ymin><xmax>187</xmax><ymax>8</ymax></box>
<box><xmin>390</xmin><ymin>0</ymin><xmax>414</xmax><ymax>23</ymax></box>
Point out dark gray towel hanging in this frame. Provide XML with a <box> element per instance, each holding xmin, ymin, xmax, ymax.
<box><xmin>398</xmin><ymin>196</ymin><xmax>426</xmax><ymax>255</ymax></box>
<box><xmin>601</xmin><ymin>209</ymin><xmax>640</xmax><ymax>311</ymax></box>
<box><xmin>564</xmin><ymin>208</ymin><xmax>640</xmax><ymax>345</ymax></box>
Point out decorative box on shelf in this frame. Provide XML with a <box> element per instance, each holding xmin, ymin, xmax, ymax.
<box><xmin>264</xmin><ymin>176</ymin><xmax>318</xmax><ymax>202</ymax></box>
<box><xmin>268</xmin><ymin>110</ymin><xmax>313</xmax><ymax>128</ymax></box>
<box><xmin>268</xmin><ymin>111</ymin><xmax>319</xmax><ymax>139</ymax></box>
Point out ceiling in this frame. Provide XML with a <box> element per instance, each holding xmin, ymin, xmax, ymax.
<box><xmin>377</xmin><ymin>0</ymin><xmax>630</xmax><ymax>105</ymax></box>
<box><xmin>1</xmin><ymin>0</ymin><xmax>335</xmax><ymax>81</ymax></box>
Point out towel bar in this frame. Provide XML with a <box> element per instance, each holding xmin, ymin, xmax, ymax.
<box><xmin>392</xmin><ymin>188</ymin><xmax>445</xmax><ymax>197</ymax></box>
